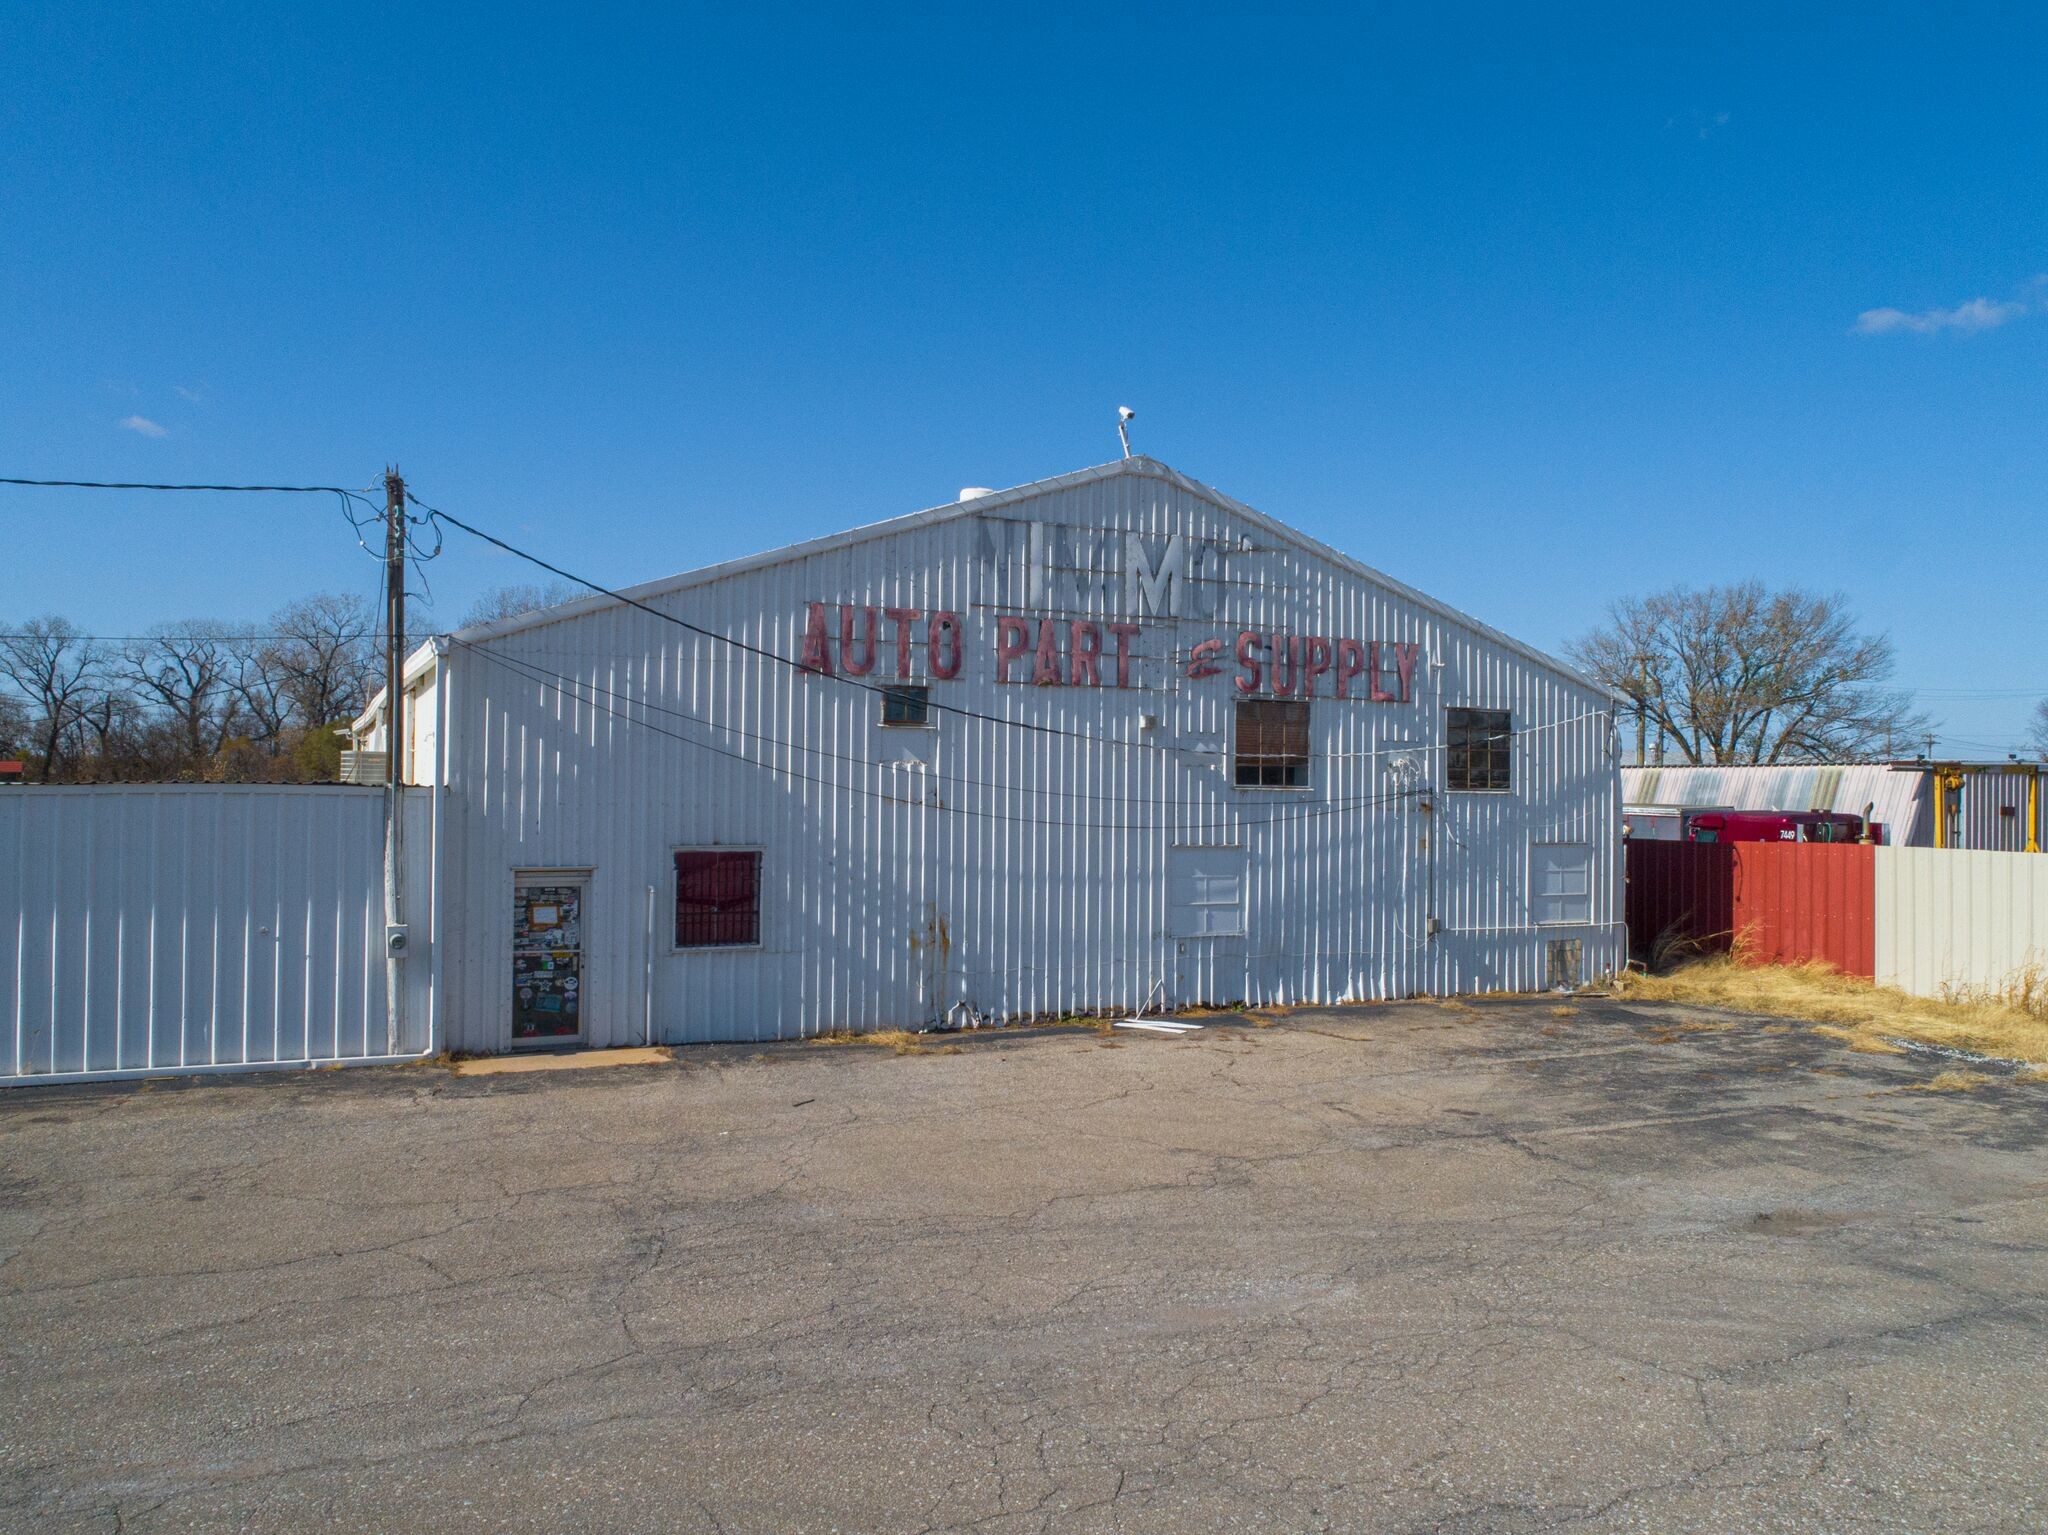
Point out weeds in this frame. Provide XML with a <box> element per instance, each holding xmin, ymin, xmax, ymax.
<box><xmin>1620</xmin><ymin>955</ymin><xmax>2048</xmax><ymax>1065</ymax></box>
<box><xmin>812</xmin><ymin>1030</ymin><xmax>962</xmax><ymax>1057</ymax></box>
<box><xmin>1900</xmin><ymin>1069</ymin><xmax>1993</xmax><ymax>1094</ymax></box>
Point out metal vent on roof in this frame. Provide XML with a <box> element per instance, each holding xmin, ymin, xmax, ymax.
<box><xmin>958</xmin><ymin>487</ymin><xmax>996</xmax><ymax>501</ymax></box>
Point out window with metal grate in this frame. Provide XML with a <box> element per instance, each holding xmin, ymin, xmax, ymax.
<box><xmin>674</xmin><ymin>849</ymin><xmax>762</xmax><ymax>948</ymax></box>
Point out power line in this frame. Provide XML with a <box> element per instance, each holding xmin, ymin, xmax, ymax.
<box><xmin>0</xmin><ymin>476</ymin><xmax>372</xmax><ymax>498</ymax></box>
<box><xmin>452</xmin><ymin>638</ymin><xmax>1431</xmax><ymax>833</ymax></box>
<box><xmin>412</xmin><ymin>489</ymin><xmax>1615</xmax><ymax>762</ymax></box>
<box><xmin>456</xmin><ymin>638</ymin><xmax>1443</xmax><ymax>819</ymax></box>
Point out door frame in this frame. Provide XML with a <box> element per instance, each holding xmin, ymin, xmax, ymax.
<box><xmin>509</xmin><ymin>868</ymin><xmax>594</xmax><ymax>1050</ymax></box>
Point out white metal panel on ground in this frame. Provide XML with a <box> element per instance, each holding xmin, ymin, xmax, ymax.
<box><xmin>434</xmin><ymin>458</ymin><xmax>1624</xmax><ymax>1048</ymax></box>
<box><xmin>1874</xmin><ymin>846</ymin><xmax>2048</xmax><ymax>1001</ymax></box>
<box><xmin>1623</xmin><ymin>764</ymin><xmax>1928</xmax><ymax>845</ymax></box>
<box><xmin>1</xmin><ymin>786</ymin><xmax>434</xmax><ymax>1083</ymax></box>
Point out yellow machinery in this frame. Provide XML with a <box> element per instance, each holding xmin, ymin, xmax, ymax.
<box><xmin>1929</xmin><ymin>761</ymin><xmax>2042</xmax><ymax>852</ymax></box>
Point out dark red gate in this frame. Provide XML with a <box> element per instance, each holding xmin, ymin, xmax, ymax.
<box><xmin>1624</xmin><ymin>840</ymin><xmax>1734</xmax><ymax>960</ymax></box>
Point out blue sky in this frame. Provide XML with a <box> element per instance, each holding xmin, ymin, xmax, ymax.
<box><xmin>2</xmin><ymin>4</ymin><xmax>2042</xmax><ymax>754</ymax></box>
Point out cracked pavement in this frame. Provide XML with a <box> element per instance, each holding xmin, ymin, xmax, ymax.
<box><xmin>2</xmin><ymin>996</ymin><xmax>2045</xmax><ymax>1533</ymax></box>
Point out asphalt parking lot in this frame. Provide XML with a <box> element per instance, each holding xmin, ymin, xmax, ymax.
<box><xmin>2</xmin><ymin>996</ymin><xmax>2045</xmax><ymax>1534</ymax></box>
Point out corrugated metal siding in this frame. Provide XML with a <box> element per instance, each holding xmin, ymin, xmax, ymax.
<box><xmin>1952</xmin><ymin>769</ymin><xmax>2034</xmax><ymax>853</ymax></box>
<box><xmin>1</xmin><ymin>786</ymin><xmax>433</xmax><ymax>1082</ymax></box>
<box><xmin>1624</xmin><ymin>841</ymin><xmax>1733</xmax><ymax>959</ymax></box>
<box><xmin>439</xmin><ymin>462</ymin><xmax>1624</xmax><ymax>1048</ymax></box>
<box><xmin>1875</xmin><ymin>846</ymin><xmax>2048</xmax><ymax>1002</ymax></box>
<box><xmin>1623</xmin><ymin>764</ymin><xmax>1927</xmax><ymax>846</ymax></box>
<box><xmin>1731</xmin><ymin>842</ymin><xmax>1875</xmax><ymax>977</ymax></box>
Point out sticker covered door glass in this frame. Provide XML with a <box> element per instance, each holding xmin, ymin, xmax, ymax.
<box><xmin>513</xmin><ymin>884</ymin><xmax>583</xmax><ymax>1041</ymax></box>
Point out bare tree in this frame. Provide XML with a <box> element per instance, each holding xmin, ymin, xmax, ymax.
<box><xmin>2029</xmin><ymin>698</ymin><xmax>2048</xmax><ymax>761</ymax></box>
<box><xmin>119</xmin><ymin>626</ymin><xmax>243</xmax><ymax>770</ymax></box>
<box><xmin>0</xmin><ymin>617</ymin><xmax>109</xmax><ymax>782</ymax></box>
<box><xmin>231</xmin><ymin>628</ymin><xmax>294</xmax><ymax>754</ymax></box>
<box><xmin>1569</xmin><ymin>583</ymin><xmax>1925</xmax><ymax>765</ymax></box>
<box><xmin>461</xmin><ymin>581</ymin><xmax>582</xmax><ymax>628</ymax></box>
<box><xmin>263</xmin><ymin>594</ymin><xmax>379</xmax><ymax>729</ymax></box>
<box><xmin>0</xmin><ymin>688</ymin><xmax>26</xmax><ymax>758</ymax></box>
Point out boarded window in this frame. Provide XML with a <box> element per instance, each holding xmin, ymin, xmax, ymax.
<box><xmin>1447</xmin><ymin>707</ymin><xmax>1512</xmax><ymax>792</ymax></box>
<box><xmin>1533</xmin><ymin>843</ymin><xmax>1592</xmax><ymax>926</ymax></box>
<box><xmin>1167</xmin><ymin>846</ymin><xmax>1246</xmax><ymax>937</ymax></box>
<box><xmin>880</xmin><ymin>684</ymin><xmax>930</xmax><ymax>727</ymax></box>
<box><xmin>675</xmin><ymin>849</ymin><xmax>761</xmax><ymax>948</ymax></box>
<box><xmin>1234</xmin><ymin>700</ymin><xmax>1310</xmax><ymax>788</ymax></box>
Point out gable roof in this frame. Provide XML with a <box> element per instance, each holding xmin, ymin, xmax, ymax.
<box><xmin>360</xmin><ymin>456</ymin><xmax>1614</xmax><ymax>727</ymax></box>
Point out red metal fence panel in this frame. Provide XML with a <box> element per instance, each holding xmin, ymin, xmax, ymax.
<box><xmin>1624</xmin><ymin>841</ymin><xmax>1734</xmax><ymax>960</ymax></box>
<box><xmin>1730</xmin><ymin>841</ymin><xmax>1875</xmax><ymax>977</ymax></box>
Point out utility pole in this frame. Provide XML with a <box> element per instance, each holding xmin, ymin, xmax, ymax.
<box><xmin>1632</xmin><ymin>653</ymin><xmax>1650</xmax><ymax>767</ymax></box>
<box><xmin>382</xmin><ymin>466</ymin><xmax>407</xmax><ymax>1055</ymax></box>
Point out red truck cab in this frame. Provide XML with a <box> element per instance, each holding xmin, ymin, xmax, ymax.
<box><xmin>1683</xmin><ymin>810</ymin><xmax>1877</xmax><ymax>845</ymax></box>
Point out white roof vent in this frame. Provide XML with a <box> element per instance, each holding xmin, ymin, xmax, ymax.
<box><xmin>958</xmin><ymin>486</ymin><xmax>996</xmax><ymax>501</ymax></box>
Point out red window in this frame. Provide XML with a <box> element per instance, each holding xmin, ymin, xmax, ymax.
<box><xmin>674</xmin><ymin>850</ymin><xmax>761</xmax><ymax>948</ymax></box>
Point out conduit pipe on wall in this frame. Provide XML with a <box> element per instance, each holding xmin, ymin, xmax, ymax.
<box><xmin>644</xmin><ymin>884</ymin><xmax>656</xmax><ymax>1046</ymax></box>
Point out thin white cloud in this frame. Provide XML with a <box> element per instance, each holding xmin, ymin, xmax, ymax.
<box><xmin>118</xmin><ymin>414</ymin><xmax>168</xmax><ymax>438</ymax></box>
<box><xmin>1854</xmin><ymin>276</ymin><xmax>2046</xmax><ymax>336</ymax></box>
<box><xmin>173</xmin><ymin>383</ymin><xmax>208</xmax><ymax>404</ymax></box>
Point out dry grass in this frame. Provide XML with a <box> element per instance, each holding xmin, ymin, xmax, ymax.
<box><xmin>811</xmin><ymin>1029</ymin><xmax>962</xmax><ymax>1057</ymax></box>
<box><xmin>1620</xmin><ymin>956</ymin><xmax>2048</xmax><ymax>1065</ymax></box>
<box><xmin>1900</xmin><ymin>1069</ymin><xmax>1993</xmax><ymax>1094</ymax></box>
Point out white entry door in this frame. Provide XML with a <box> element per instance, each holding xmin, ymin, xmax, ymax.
<box><xmin>1167</xmin><ymin>845</ymin><xmax>1247</xmax><ymax>1006</ymax></box>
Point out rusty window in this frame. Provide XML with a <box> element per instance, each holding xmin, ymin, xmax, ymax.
<box><xmin>880</xmin><ymin>684</ymin><xmax>930</xmax><ymax>727</ymax></box>
<box><xmin>1234</xmin><ymin>699</ymin><xmax>1310</xmax><ymax>788</ymax></box>
<box><xmin>1447</xmin><ymin>707</ymin><xmax>1512</xmax><ymax>792</ymax></box>
<box><xmin>674</xmin><ymin>849</ymin><xmax>761</xmax><ymax>948</ymax></box>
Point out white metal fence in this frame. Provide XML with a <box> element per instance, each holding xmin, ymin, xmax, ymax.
<box><xmin>1874</xmin><ymin>846</ymin><xmax>2048</xmax><ymax>1003</ymax></box>
<box><xmin>2</xmin><ymin>786</ymin><xmax>434</xmax><ymax>1085</ymax></box>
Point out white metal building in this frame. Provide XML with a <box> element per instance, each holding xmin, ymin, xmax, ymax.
<box><xmin>360</xmin><ymin>457</ymin><xmax>1624</xmax><ymax>1051</ymax></box>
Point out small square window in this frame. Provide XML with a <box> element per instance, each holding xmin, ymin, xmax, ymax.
<box><xmin>675</xmin><ymin>849</ymin><xmax>761</xmax><ymax>948</ymax></box>
<box><xmin>1234</xmin><ymin>699</ymin><xmax>1310</xmax><ymax>788</ymax></box>
<box><xmin>880</xmin><ymin>685</ymin><xmax>930</xmax><ymax>727</ymax></box>
<box><xmin>1446</xmin><ymin>707</ymin><xmax>1512</xmax><ymax>792</ymax></box>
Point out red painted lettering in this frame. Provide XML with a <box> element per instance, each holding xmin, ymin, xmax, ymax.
<box><xmin>1334</xmin><ymin>638</ymin><xmax>1364</xmax><ymax>699</ymax></box>
<box><xmin>1186</xmin><ymin>637</ymin><xmax>1224</xmax><ymax>680</ymax></box>
<box><xmin>838</xmin><ymin>605</ymin><xmax>878</xmax><ymax>676</ymax></box>
<box><xmin>1302</xmin><ymin>637</ymin><xmax>1332</xmax><ymax>697</ymax></box>
<box><xmin>1268</xmin><ymin>634</ymin><xmax>1300</xmax><ymax>697</ymax></box>
<box><xmin>799</xmin><ymin>601</ymin><xmax>834</xmax><ymax>675</ymax></box>
<box><xmin>1234</xmin><ymin>631</ymin><xmax>1264</xmax><ymax>694</ymax></box>
<box><xmin>928</xmin><ymin>611</ymin><xmax>963</xmax><ymax>679</ymax></box>
<box><xmin>1394</xmin><ymin>642</ymin><xmax>1420</xmax><ymax>702</ymax></box>
<box><xmin>994</xmin><ymin>616</ymin><xmax>1031</xmax><ymax>683</ymax></box>
<box><xmin>1070</xmin><ymin>621</ymin><xmax>1103</xmax><ymax>686</ymax></box>
<box><xmin>1032</xmin><ymin>619</ymin><xmax>1064</xmax><ymax>685</ymax></box>
<box><xmin>1368</xmin><ymin>641</ymin><xmax>1394</xmax><ymax>702</ymax></box>
<box><xmin>885</xmin><ymin>607</ymin><xmax>920</xmax><ymax>678</ymax></box>
<box><xmin>1108</xmin><ymin>623</ymin><xmax>1140</xmax><ymax>688</ymax></box>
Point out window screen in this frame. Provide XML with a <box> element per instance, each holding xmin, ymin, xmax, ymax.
<box><xmin>1234</xmin><ymin>699</ymin><xmax>1310</xmax><ymax>788</ymax></box>
<box><xmin>1447</xmin><ymin>707</ymin><xmax>1512</xmax><ymax>792</ymax></box>
<box><xmin>675</xmin><ymin>849</ymin><xmax>761</xmax><ymax>948</ymax></box>
<box><xmin>1532</xmin><ymin>843</ymin><xmax>1592</xmax><ymax>926</ymax></box>
<box><xmin>880</xmin><ymin>684</ymin><xmax>930</xmax><ymax>727</ymax></box>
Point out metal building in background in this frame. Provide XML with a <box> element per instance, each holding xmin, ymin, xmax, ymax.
<box><xmin>358</xmin><ymin>457</ymin><xmax>1624</xmax><ymax>1051</ymax></box>
<box><xmin>1623</xmin><ymin>761</ymin><xmax>2043</xmax><ymax>852</ymax></box>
